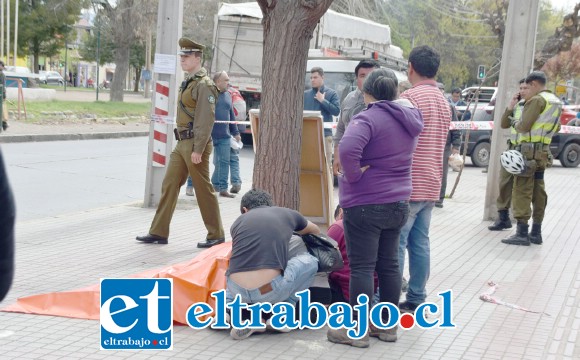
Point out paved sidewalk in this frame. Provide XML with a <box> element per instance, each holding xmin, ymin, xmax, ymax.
<box><xmin>1</xmin><ymin>164</ymin><xmax>579</xmax><ymax>359</ymax></box>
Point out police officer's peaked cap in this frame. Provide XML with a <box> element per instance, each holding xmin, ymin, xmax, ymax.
<box><xmin>178</xmin><ymin>37</ymin><xmax>204</xmax><ymax>55</ymax></box>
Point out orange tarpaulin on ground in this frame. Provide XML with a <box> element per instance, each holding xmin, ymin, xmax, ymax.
<box><xmin>1</xmin><ymin>243</ymin><xmax>232</xmax><ymax>325</ymax></box>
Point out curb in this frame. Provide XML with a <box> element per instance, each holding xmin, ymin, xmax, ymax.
<box><xmin>0</xmin><ymin>131</ymin><xmax>149</xmax><ymax>143</ymax></box>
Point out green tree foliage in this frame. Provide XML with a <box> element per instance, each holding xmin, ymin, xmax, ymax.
<box><xmin>535</xmin><ymin>2</ymin><xmax>579</xmax><ymax>69</ymax></box>
<box><xmin>78</xmin><ymin>14</ymin><xmax>114</xmax><ymax>65</ymax></box>
<box><xmin>18</xmin><ymin>0</ymin><xmax>85</xmax><ymax>73</ymax></box>
<box><xmin>376</xmin><ymin>0</ymin><xmax>500</xmax><ymax>89</ymax></box>
<box><xmin>369</xmin><ymin>0</ymin><xmax>571</xmax><ymax>89</ymax></box>
<box><xmin>129</xmin><ymin>41</ymin><xmax>145</xmax><ymax>92</ymax></box>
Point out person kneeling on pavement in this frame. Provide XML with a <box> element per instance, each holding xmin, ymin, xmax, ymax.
<box><xmin>225</xmin><ymin>189</ymin><xmax>321</xmax><ymax>340</ymax></box>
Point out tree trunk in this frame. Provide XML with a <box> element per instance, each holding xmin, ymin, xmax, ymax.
<box><xmin>33</xmin><ymin>53</ymin><xmax>39</xmax><ymax>74</ymax></box>
<box><xmin>254</xmin><ymin>0</ymin><xmax>334</xmax><ymax>210</ymax></box>
<box><xmin>110</xmin><ymin>45</ymin><xmax>130</xmax><ymax>101</ymax></box>
<box><xmin>134</xmin><ymin>67</ymin><xmax>141</xmax><ymax>92</ymax></box>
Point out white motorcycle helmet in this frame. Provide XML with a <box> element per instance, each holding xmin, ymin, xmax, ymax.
<box><xmin>500</xmin><ymin>150</ymin><xmax>526</xmax><ymax>175</ymax></box>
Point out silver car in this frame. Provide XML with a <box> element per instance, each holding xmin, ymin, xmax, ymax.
<box><xmin>39</xmin><ymin>71</ymin><xmax>65</xmax><ymax>86</ymax></box>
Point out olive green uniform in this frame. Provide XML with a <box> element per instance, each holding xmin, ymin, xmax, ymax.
<box><xmin>149</xmin><ymin>67</ymin><xmax>225</xmax><ymax>240</ymax></box>
<box><xmin>0</xmin><ymin>70</ymin><xmax>6</xmax><ymax>129</ymax></box>
<box><xmin>496</xmin><ymin>102</ymin><xmax>523</xmax><ymax>211</ymax></box>
<box><xmin>511</xmin><ymin>91</ymin><xmax>561</xmax><ymax>223</ymax></box>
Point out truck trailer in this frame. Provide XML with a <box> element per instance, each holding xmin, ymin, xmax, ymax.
<box><xmin>211</xmin><ymin>1</ymin><xmax>407</xmax><ymax>122</ymax></box>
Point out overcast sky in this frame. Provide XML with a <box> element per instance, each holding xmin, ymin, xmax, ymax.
<box><xmin>549</xmin><ymin>0</ymin><xmax>578</xmax><ymax>11</ymax></box>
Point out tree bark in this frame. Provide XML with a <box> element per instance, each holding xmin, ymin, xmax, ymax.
<box><xmin>253</xmin><ymin>0</ymin><xmax>334</xmax><ymax>210</ymax></box>
<box><xmin>110</xmin><ymin>45</ymin><xmax>130</xmax><ymax>101</ymax></box>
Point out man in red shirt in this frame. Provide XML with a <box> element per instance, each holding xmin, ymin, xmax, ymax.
<box><xmin>398</xmin><ymin>45</ymin><xmax>451</xmax><ymax>312</ymax></box>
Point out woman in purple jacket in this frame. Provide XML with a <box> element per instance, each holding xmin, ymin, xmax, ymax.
<box><xmin>327</xmin><ymin>69</ymin><xmax>424</xmax><ymax>347</ymax></box>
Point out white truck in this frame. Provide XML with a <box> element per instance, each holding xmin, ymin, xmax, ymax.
<box><xmin>211</xmin><ymin>1</ymin><xmax>407</xmax><ymax>125</ymax></box>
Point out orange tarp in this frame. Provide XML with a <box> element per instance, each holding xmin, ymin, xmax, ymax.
<box><xmin>1</xmin><ymin>243</ymin><xmax>232</xmax><ymax>325</ymax></box>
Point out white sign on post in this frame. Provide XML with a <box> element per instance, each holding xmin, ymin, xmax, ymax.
<box><xmin>153</xmin><ymin>53</ymin><xmax>177</xmax><ymax>75</ymax></box>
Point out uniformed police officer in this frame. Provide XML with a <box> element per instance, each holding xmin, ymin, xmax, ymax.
<box><xmin>489</xmin><ymin>79</ymin><xmax>528</xmax><ymax>230</ymax></box>
<box><xmin>0</xmin><ymin>61</ymin><xmax>7</xmax><ymax>131</ymax></box>
<box><xmin>502</xmin><ymin>71</ymin><xmax>562</xmax><ymax>246</ymax></box>
<box><xmin>136</xmin><ymin>37</ymin><xmax>225</xmax><ymax>249</ymax></box>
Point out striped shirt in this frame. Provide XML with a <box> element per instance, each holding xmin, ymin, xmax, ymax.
<box><xmin>400</xmin><ymin>80</ymin><xmax>451</xmax><ymax>201</ymax></box>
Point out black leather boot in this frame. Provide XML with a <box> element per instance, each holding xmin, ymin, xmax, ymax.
<box><xmin>529</xmin><ymin>223</ymin><xmax>542</xmax><ymax>245</ymax></box>
<box><xmin>501</xmin><ymin>223</ymin><xmax>530</xmax><ymax>246</ymax></box>
<box><xmin>197</xmin><ymin>238</ymin><xmax>225</xmax><ymax>248</ymax></box>
<box><xmin>136</xmin><ymin>233</ymin><xmax>168</xmax><ymax>244</ymax></box>
<box><xmin>488</xmin><ymin>209</ymin><xmax>512</xmax><ymax>231</ymax></box>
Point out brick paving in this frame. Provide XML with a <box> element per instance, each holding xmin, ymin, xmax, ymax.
<box><xmin>0</xmin><ymin>161</ymin><xmax>579</xmax><ymax>359</ymax></box>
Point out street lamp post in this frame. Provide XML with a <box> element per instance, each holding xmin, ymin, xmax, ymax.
<box><xmin>64</xmin><ymin>37</ymin><xmax>68</xmax><ymax>92</ymax></box>
<box><xmin>96</xmin><ymin>23</ymin><xmax>100</xmax><ymax>101</ymax></box>
<box><xmin>92</xmin><ymin>0</ymin><xmax>108</xmax><ymax>102</ymax></box>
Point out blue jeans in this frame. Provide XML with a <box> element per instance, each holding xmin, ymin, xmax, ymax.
<box><xmin>230</xmin><ymin>148</ymin><xmax>241</xmax><ymax>186</ymax></box>
<box><xmin>211</xmin><ymin>137</ymin><xmax>231</xmax><ymax>191</ymax></box>
<box><xmin>226</xmin><ymin>253</ymin><xmax>318</xmax><ymax>305</ymax></box>
<box><xmin>343</xmin><ymin>202</ymin><xmax>409</xmax><ymax>322</ymax></box>
<box><xmin>398</xmin><ymin>201</ymin><xmax>434</xmax><ymax>305</ymax></box>
<box><xmin>210</xmin><ymin>137</ymin><xmax>241</xmax><ymax>191</ymax></box>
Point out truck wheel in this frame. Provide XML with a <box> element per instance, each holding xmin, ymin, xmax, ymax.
<box><xmin>559</xmin><ymin>143</ymin><xmax>580</xmax><ymax>168</ymax></box>
<box><xmin>471</xmin><ymin>142</ymin><xmax>491</xmax><ymax>167</ymax></box>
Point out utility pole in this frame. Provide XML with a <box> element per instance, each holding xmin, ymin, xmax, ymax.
<box><xmin>6</xmin><ymin>0</ymin><xmax>8</xmax><ymax>64</ymax></box>
<box><xmin>143</xmin><ymin>0</ymin><xmax>183</xmax><ymax>207</ymax></box>
<box><xmin>1</xmin><ymin>0</ymin><xmax>4</xmax><ymax>62</ymax></box>
<box><xmin>144</xmin><ymin>27</ymin><xmax>151</xmax><ymax>98</ymax></box>
<box><xmin>13</xmin><ymin>0</ymin><xmax>17</xmax><ymax>67</ymax></box>
<box><xmin>64</xmin><ymin>37</ymin><xmax>68</xmax><ymax>92</ymax></box>
<box><xmin>484</xmin><ymin>0</ymin><xmax>540</xmax><ymax>220</ymax></box>
<box><xmin>96</xmin><ymin>23</ymin><xmax>100</xmax><ymax>100</ymax></box>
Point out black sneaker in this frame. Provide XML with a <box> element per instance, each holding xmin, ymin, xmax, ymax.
<box><xmin>399</xmin><ymin>301</ymin><xmax>419</xmax><ymax>314</ymax></box>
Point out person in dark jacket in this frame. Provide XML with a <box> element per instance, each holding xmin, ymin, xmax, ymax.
<box><xmin>0</xmin><ymin>148</ymin><xmax>15</xmax><ymax>302</ymax></box>
<box><xmin>304</xmin><ymin>67</ymin><xmax>340</xmax><ymax>170</ymax></box>
<box><xmin>449</xmin><ymin>87</ymin><xmax>471</xmax><ymax>121</ymax></box>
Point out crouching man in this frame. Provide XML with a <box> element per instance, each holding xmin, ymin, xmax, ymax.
<box><xmin>226</xmin><ymin>189</ymin><xmax>320</xmax><ymax>340</ymax></box>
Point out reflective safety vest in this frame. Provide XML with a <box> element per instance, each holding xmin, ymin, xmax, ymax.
<box><xmin>515</xmin><ymin>91</ymin><xmax>562</xmax><ymax>145</ymax></box>
<box><xmin>509</xmin><ymin>100</ymin><xmax>525</xmax><ymax>145</ymax></box>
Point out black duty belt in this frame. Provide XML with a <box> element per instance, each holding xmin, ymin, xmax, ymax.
<box><xmin>174</xmin><ymin>129</ymin><xmax>194</xmax><ymax>141</ymax></box>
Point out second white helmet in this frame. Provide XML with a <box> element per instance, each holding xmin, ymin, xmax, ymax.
<box><xmin>500</xmin><ymin>150</ymin><xmax>526</xmax><ymax>175</ymax></box>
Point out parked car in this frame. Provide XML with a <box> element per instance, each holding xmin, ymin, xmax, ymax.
<box><xmin>460</xmin><ymin>105</ymin><xmax>580</xmax><ymax>168</ymax></box>
<box><xmin>5</xmin><ymin>66</ymin><xmax>34</xmax><ymax>75</ymax></box>
<box><xmin>461</xmin><ymin>87</ymin><xmax>498</xmax><ymax>104</ymax></box>
<box><xmin>38</xmin><ymin>71</ymin><xmax>65</xmax><ymax>86</ymax></box>
<box><xmin>4</xmin><ymin>66</ymin><xmax>41</xmax><ymax>87</ymax></box>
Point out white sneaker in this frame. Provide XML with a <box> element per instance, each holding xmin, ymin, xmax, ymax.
<box><xmin>230</xmin><ymin>326</ymin><xmax>265</xmax><ymax>340</ymax></box>
<box><xmin>186</xmin><ymin>186</ymin><xmax>194</xmax><ymax>196</ymax></box>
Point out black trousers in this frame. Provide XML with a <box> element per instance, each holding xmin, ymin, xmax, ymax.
<box><xmin>343</xmin><ymin>201</ymin><xmax>409</xmax><ymax>321</ymax></box>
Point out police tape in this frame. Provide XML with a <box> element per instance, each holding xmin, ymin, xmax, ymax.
<box><xmin>150</xmin><ymin>115</ymin><xmax>176</xmax><ymax>124</ymax></box>
<box><xmin>213</xmin><ymin>120</ymin><xmax>252</xmax><ymax>125</ymax></box>
<box><xmin>560</xmin><ymin>125</ymin><xmax>580</xmax><ymax>134</ymax></box>
<box><xmin>207</xmin><ymin>120</ymin><xmax>580</xmax><ymax>134</ymax></box>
